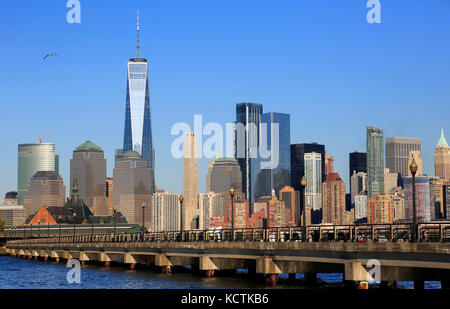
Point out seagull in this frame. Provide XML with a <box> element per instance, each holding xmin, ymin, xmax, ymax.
<box><xmin>43</xmin><ymin>53</ymin><xmax>58</xmax><ymax>60</ymax></box>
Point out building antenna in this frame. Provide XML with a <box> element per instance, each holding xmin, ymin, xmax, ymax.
<box><xmin>137</xmin><ymin>10</ymin><xmax>140</xmax><ymax>58</ymax></box>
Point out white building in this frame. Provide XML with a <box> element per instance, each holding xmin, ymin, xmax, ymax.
<box><xmin>304</xmin><ymin>152</ymin><xmax>322</xmax><ymax>211</ymax></box>
<box><xmin>199</xmin><ymin>192</ymin><xmax>224</xmax><ymax>230</ymax></box>
<box><xmin>151</xmin><ymin>191</ymin><xmax>180</xmax><ymax>232</ymax></box>
<box><xmin>355</xmin><ymin>195</ymin><xmax>368</xmax><ymax>220</ymax></box>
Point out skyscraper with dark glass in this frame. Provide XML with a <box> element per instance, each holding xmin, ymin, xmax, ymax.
<box><xmin>290</xmin><ymin>143</ymin><xmax>326</xmax><ymax>191</ymax></box>
<box><xmin>349</xmin><ymin>151</ymin><xmax>367</xmax><ymax>185</ymax></box>
<box><xmin>256</xmin><ymin>112</ymin><xmax>291</xmax><ymax>199</ymax></box>
<box><xmin>123</xmin><ymin>11</ymin><xmax>155</xmax><ymax>194</ymax></box>
<box><xmin>235</xmin><ymin>103</ymin><xmax>263</xmax><ymax>214</ymax></box>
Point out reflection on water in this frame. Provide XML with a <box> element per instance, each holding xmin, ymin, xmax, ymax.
<box><xmin>0</xmin><ymin>256</ymin><xmax>441</xmax><ymax>289</ymax></box>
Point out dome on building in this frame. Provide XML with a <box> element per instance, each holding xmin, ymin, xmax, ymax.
<box><xmin>122</xmin><ymin>150</ymin><xmax>142</xmax><ymax>158</ymax></box>
<box><xmin>75</xmin><ymin>140</ymin><xmax>102</xmax><ymax>151</ymax></box>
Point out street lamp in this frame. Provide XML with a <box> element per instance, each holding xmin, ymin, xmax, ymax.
<box><xmin>179</xmin><ymin>195</ymin><xmax>184</xmax><ymax>237</ymax></box>
<box><xmin>113</xmin><ymin>207</ymin><xmax>117</xmax><ymax>239</ymax></box>
<box><xmin>91</xmin><ymin>211</ymin><xmax>95</xmax><ymax>239</ymax></box>
<box><xmin>410</xmin><ymin>159</ymin><xmax>418</xmax><ymax>243</ymax></box>
<box><xmin>58</xmin><ymin>215</ymin><xmax>62</xmax><ymax>242</ymax></box>
<box><xmin>142</xmin><ymin>201</ymin><xmax>146</xmax><ymax>233</ymax></box>
<box><xmin>230</xmin><ymin>187</ymin><xmax>235</xmax><ymax>242</ymax></box>
<box><xmin>301</xmin><ymin>176</ymin><xmax>307</xmax><ymax>241</ymax></box>
<box><xmin>73</xmin><ymin>212</ymin><xmax>77</xmax><ymax>241</ymax></box>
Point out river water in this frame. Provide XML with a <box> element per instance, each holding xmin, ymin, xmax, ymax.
<box><xmin>0</xmin><ymin>256</ymin><xmax>440</xmax><ymax>289</ymax></box>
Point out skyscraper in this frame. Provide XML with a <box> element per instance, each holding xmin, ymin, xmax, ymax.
<box><xmin>325</xmin><ymin>154</ymin><xmax>334</xmax><ymax>176</ymax></box>
<box><xmin>367</xmin><ymin>195</ymin><xmax>393</xmax><ymax>224</ymax></box>
<box><xmin>235</xmin><ymin>103</ymin><xmax>263</xmax><ymax>214</ymax></box>
<box><xmin>23</xmin><ymin>171</ymin><xmax>66</xmax><ymax>217</ymax></box>
<box><xmin>366</xmin><ymin>126</ymin><xmax>385</xmax><ymax>198</ymax></box>
<box><xmin>349</xmin><ymin>151</ymin><xmax>367</xmax><ymax>186</ymax></box>
<box><xmin>206</xmin><ymin>157</ymin><xmax>242</xmax><ymax>194</ymax></box>
<box><xmin>403</xmin><ymin>176</ymin><xmax>431</xmax><ymax>222</ymax></box>
<box><xmin>322</xmin><ymin>172</ymin><xmax>346</xmax><ymax>225</ymax></box>
<box><xmin>17</xmin><ymin>143</ymin><xmax>57</xmax><ymax>205</ymax></box>
<box><xmin>385</xmin><ymin>136</ymin><xmax>421</xmax><ymax>178</ymax></box>
<box><xmin>407</xmin><ymin>150</ymin><xmax>423</xmax><ymax>177</ymax></box>
<box><xmin>279</xmin><ymin>186</ymin><xmax>300</xmax><ymax>226</ymax></box>
<box><xmin>199</xmin><ymin>192</ymin><xmax>224</xmax><ymax>230</ymax></box>
<box><xmin>183</xmin><ymin>132</ymin><xmax>199</xmax><ymax>230</ymax></box>
<box><xmin>350</xmin><ymin>171</ymin><xmax>367</xmax><ymax>206</ymax></box>
<box><xmin>113</xmin><ymin>151</ymin><xmax>152</xmax><ymax>228</ymax></box>
<box><xmin>122</xmin><ymin>11</ymin><xmax>155</xmax><ymax>194</ymax></box>
<box><xmin>304</xmin><ymin>152</ymin><xmax>322</xmax><ymax>211</ymax></box>
<box><xmin>256</xmin><ymin>112</ymin><xmax>291</xmax><ymax>198</ymax></box>
<box><xmin>384</xmin><ymin>168</ymin><xmax>399</xmax><ymax>194</ymax></box>
<box><xmin>151</xmin><ymin>191</ymin><xmax>180</xmax><ymax>232</ymax></box>
<box><xmin>434</xmin><ymin>129</ymin><xmax>450</xmax><ymax>181</ymax></box>
<box><xmin>70</xmin><ymin>141</ymin><xmax>108</xmax><ymax>215</ymax></box>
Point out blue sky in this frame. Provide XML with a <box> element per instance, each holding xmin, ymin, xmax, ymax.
<box><xmin>0</xmin><ymin>0</ymin><xmax>449</xmax><ymax>199</ymax></box>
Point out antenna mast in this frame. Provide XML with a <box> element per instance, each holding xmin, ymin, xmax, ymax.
<box><xmin>137</xmin><ymin>10</ymin><xmax>140</xmax><ymax>58</ymax></box>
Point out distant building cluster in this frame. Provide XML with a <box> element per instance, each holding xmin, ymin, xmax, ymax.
<box><xmin>2</xmin><ymin>16</ymin><xmax>450</xmax><ymax>232</ymax></box>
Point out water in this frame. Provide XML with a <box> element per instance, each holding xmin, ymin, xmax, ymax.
<box><xmin>0</xmin><ymin>256</ymin><xmax>441</xmax><ymax>289</ymax></box>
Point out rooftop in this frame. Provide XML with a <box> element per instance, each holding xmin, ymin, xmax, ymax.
<box><xmin>75</xmin><ymin>140</ymin><xmax>102</xmax><ymax>151</ymax></box>
<box><xmin>437</xmin><ymin>129</ymin><xmax>449</xmax><ymax>148</ymax></box>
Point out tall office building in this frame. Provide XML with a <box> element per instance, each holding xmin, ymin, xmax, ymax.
<box><xmin>384</xmin><ymin>168</ymin><xmax>399</xmax><ymax>194</ymax></box>
<box><xmin>122</xmin><ymin>11</ymin><xmax>155</xmax><ymax>194</ymax></box>
<box><xmin>434</xmin><ymin>129</ymin><xmax>450</xmax><ymax>181</ymax></box>
<box><xmin>403</xmin><ymin>176</ymin><xmax>431</xmax><ymax>222</ymax></box>
<box><xmin>350</xmin><ymin>171</ymin><xmax>367</xmax><ymax>205</ymax></box>
<box><xmin>206</xmin><ymin>158</ymin><xmax>242</xmax><ymax>194</ymax></box>
<box><xmin>70</xmin><ymin>141</ymin><xmax>108</xmax><ymax>215</ymax></box>
<box><xmin>385</xmin><ymin>136</ymin><xmax>421</xmax><ymax>178</ymax></box>
<box><xmin>183</xmin><ymin>132</ymin><xmax>199</xmax><ymax>230</ymax></box>
<box><xmin>349</xmin><ymin>151</ymin><xmax>367</xmax><ymax>187</ymax></box>
<box><xmin>17</xmin><ymin>143</ymin><xmax>57</xmax><ymax>205</ymax></box>
<box><xmin>429</xmin><ymin>177</ymin><xmax>446</xmax><ymax>219</ymax></box>
<box><xmin>199</xmin><ymin>192</ymin><xmax>224</xmax><ymax>230</ymax></box>
<box><xmin>443</xmin><ymin>184</ymin><xmax>450</xmax><ymax>219</ymax></box>
<box><xmin>325</xmin><ymin>154</ymin><xmax>334</xmax><ymax>176</ymax></box>
<box><xmin>407</xmin><ymin>150</ymin><xmax>423</xmax><ymax>177</ymax></box>
<box><xmin>279</xmin><ymin>186</ymin><xmax>300</xmax><ymax>226</ymax></box>
<box><xmin>367</xmin><ymin>195</ymin><xmax>393</xmax><ymax>224</ymax></box>
<box><xmin>304</xmin><ymin>152</ymin><xmax>322</xmax><ymax>211</ymax></box>
<box><xmin>354</xmin><ymin>195</ymin><xmax>368</xmax><ymax>221</ymax></box>
<box><xmin>390</xmin><ymin>187</ymin><xmax>405</xmax><ymax>222</ymax></box>
<box><xmin>23</xmin><ymin>171</ymin><xmax>66</xmax><ymax>217</ymax></box>
<box><xmin>113</xmin><ymin>151</ymin><xmax>152</xmax><ymax>228</ymax></box>
<box><xmin>151</xmin><ymin>191</ymin><xmax>180</xmax><ymax>232</ymax></box>
<box><xmin>235</xmin><ymin>103</ymin><xmax>263</xmax><ymax>214</ymax></box>
<box><xmin>366</xmin><ymin>126</ymin><xmax>385</xmax><ymax>198</ymax></box>
<box><xmin>322</xmin><ymin>172</ymin><xmax>346</xmax><ymax>225</ymax></box>
<box><xmin>256</xmin><ymin>112</ymin><xmax>291</xmax><ymax>198</ymax></box>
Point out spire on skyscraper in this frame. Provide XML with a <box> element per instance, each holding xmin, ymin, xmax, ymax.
<box><xmin>437</xmin><ymin>128</ymin><xmax>448</xmax><ymax>148</ymax></box>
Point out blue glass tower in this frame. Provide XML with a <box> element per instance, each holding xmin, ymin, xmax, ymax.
<box><xmin>123</xmin><ymin>11</ymin><xmax>155</xmax><ymax>193</ymax></box>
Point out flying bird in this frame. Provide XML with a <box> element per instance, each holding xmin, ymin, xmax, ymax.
<box><xmin>43</xmin><ymin>53</ymin><xmax>58</xmax><ymax>60</ymax></box>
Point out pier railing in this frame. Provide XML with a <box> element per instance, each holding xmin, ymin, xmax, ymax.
<box><xmin>6</xmin><ymin>223</ymin><xmax>450</xmax><ymax>245</ymax></box>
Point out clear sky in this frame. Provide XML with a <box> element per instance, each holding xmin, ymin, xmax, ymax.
<box><xmin>0</xmin><ymin>0</ymin><xmax>449</xmax><ymax>200</ymax></box>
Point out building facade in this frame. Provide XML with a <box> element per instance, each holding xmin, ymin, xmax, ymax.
<box><xmin>23</xmin><ymin>171</ymin><xmax>66</xmax><ymax>217</ymax></box>
<box><xmin>70</xmin><ymin>141</ymin><xmax>108</xmax><ymax>216</ymax></box>
<box><xmin>367</xmin><ymin>126</ymin><xmax>385</xmax><ymax>198</ymax></box>
<box><xmin>403</xmin><ymin>176</ymin><xmax>431</xmax><ymax>222</ymax></box>
<box><xmin>113</xmin><ymin>151</ymin><xmax>152</xmax><ymax>228</ymax></box>
<box><xmin>183</xmin><ymin>132</ymin><xmax>199</xmax><ymax>230</ymax></box>
<box><xmin>304</xmin><ymin>152</ymin><xmax>322</xmax><ymax>211</ymax></box>
<box><xmin>384</xmin><ymin>168</ymin><xmax>399</xmax><ymax>194</ymax></box>
<box><xmin>385</xmin><ymin>136</ymin><xmax>421</xmax><ymax>178</ymax></box>
<box><xmin>199</xmin><ymin>192</ymin><xmax>224</xmax><ymax>230</ymax></box>
<box><xmin>354</xmin><ymin>194</ymin><xmax>368</xmax><ymax>221</ymax></box>
<box><xmin>279</xmin><ymin>186</ymin><xmax>300</xmax><ymax>226</ymax></box>
<box><xmin>151</xmin><ymin>191</ymin><xmax>180</xmax><ymax>232</ymax></box>
<box><xmin>349</xmin><ymin>151</ymin><xmax>367</xmax><ymax>188</ymax></box>
<box><xmin>322</xmin><ymin>172</ymin><xmax>346</xmax><ymax>225</ymax></box>
<box><xmin>350</xmin><ymin>171</ymin><xmax>367</xmax><ymax>206</ymax></box>
<box><xmin>235</xmin><ymin>102</ymin><xmax>263</xmax><ymax>213</ymax></box>
<box><xmin>434</xmin><ymin>129</ymin><xmax>450</xmax><ymax>181</ymax></box>
<box><xmin>17</xmin><ymin>143</ymin><xmax>57</xmax><ymax>205</ymax></box>
<box><xmin>367</xmin><ymin>195</ymin><xmax>393</xmax><ymax>224</ymax></box>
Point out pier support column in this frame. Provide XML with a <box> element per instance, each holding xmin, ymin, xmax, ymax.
<box><xmin>304</xmin><ymin>273</ymin><xmax>317</xmax><ymax>285</ymax></box>
<box><xmin>104</xmin><ymin>261</ymin><xmax>111</xmax><ymax>267</ymax></box>
<box><xmin>44</xmin><ymin>256</ymin><xmax>48</xmax><ymax>262</ymax></box>
<box><xmin>265</xmin><ymin>274</ymin><xmax>278</xmax><ymax>287</ymax></box>
<box><xmin>414</xmin><ymin>280</ymin><xmax>424</xmax><ymax>290</ymax></box>
<box><xmin>34</xmin><ymin>256</ymin><xmax>38</xmax><ymax>261</ymax></box>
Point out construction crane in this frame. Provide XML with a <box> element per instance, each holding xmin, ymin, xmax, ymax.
<box><xmin>38</xmin><ymin>129</ymin><xmax>53</xmax><ymax>144</ymax></box>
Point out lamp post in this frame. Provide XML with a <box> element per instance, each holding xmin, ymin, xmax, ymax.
<box><xmin>230</xmin><ymin>187</ymin><xmax>235</xmax><ymax>242</ymax></box>
<box><xmin>410</xmin><ymin>159</ymin><xmax>418</xmax><ymax>243</ymax></box>
<box><xmin>179</xmin><ymin>195</ymin><xmax>184</xmax><ymax>236</ymax></box>
<box><xmin>300</xmin><ymin>176</ymin><xmax>307</xmax><ymax>242</ymax></box>
<box><xmin>142</xmin><ymin>201</ymin><xmax>146</xmax><ymax>233</ymax></box>
<box><xmin>113</xmin><ymin>207</ymin><xmax>117</xmax><ymax>239</ymax></box>
<box><xmin>58</xmin><ymin>215</ymin><xmax>62</xmax><ymax>242</ymax></box>
<box><xmin>73</xmin><ymin>212</ymin><xmax>77</xmax><ymax>241</ymax></box>
<box><xmin>90</xmin><ymin>211</ymin><xmax>95</xmax><ymax>239</ymax></box>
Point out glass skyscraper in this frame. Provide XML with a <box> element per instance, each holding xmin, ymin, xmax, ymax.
<box><xmin>366</xmin><ymin>126</ymin><xmax>385</xmax><ymax>198</ymax></box>
<box><xmin>122</xmin><ymin>12</ymin><xmax>155</xmax><ymax>194</ymax></box>
<box><xmin>256</xmin><ymin>112</ymin><xmax>291</xmax><ymax>199</ymax></box>
<box><xmin>17</xmin><ymin>143</ymin><xmax>57</xmax><ymax>205</ymax></box>
<box><xmin>235</xmin><ymin>103</ymin><xmax>263</xmax><ymax>214</ymax></box>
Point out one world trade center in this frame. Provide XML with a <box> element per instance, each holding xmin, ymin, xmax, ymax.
<box><xmin>123</xmin><ymin>11</ymin><xmax>155</xmax><ymax>193</ymax></box>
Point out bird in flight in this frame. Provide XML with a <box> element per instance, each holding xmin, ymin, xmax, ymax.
<box><xmin>43</xmin><ymin>53</ymin><xmax>58</xmax><ymax>60</ymax></box>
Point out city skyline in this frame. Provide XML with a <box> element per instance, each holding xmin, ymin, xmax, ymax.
<box><xmin>1</xmin><ymin>1</ymin><xmax>450</xmax><ymax>199</ymax></box>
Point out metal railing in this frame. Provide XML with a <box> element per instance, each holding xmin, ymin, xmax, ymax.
<box><xmin>6</xmin><ymin>223</ymin><xmax>450</xmax><ymax>246</ymax></box>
